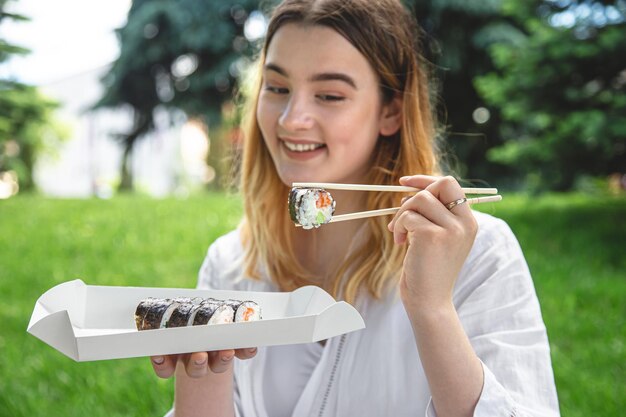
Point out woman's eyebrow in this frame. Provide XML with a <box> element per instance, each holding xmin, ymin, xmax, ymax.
<box><xmin>265</xmin><ymin>62</ymin><xmax>288</xmax><ymax>77</ymax></box>
<box><xmin>264</xmin><ymin>62</ymin><xmax>357</xmax><ymax>89</ymax></box>
<box><xmin>311</xmin><ymin>72</ymin><xmax>357</xmax><ymax>89</ymax></box>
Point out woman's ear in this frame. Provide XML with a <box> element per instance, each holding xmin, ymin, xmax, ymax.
<box><xmin>379</xmin><ymin>96</ymin><xmax>403</xmax><ymax>136</ymax></box>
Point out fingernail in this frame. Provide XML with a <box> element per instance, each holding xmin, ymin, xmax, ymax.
<box><xmin>221</xmin><ymin>354</ymin><xmax>234</xmax><ymax>362</ymax></box>
<box><xmin>194</xmin><ymin>357</ymin><xmax>207</xmax><ymax>366</ymax></box>
<box><xmin>152</xmin><ymin>356</ymin><xmax>165</xmax><ymax>365</ymax></box>
<box><xmin>400</xmin><ymin>176</ymin><xmax>409</xmax><ymax>181</ymax></box>
<box><xmin>248</xmin><ymin>348</ymin><xmax>257</xmax><ymax>354</ymax></box>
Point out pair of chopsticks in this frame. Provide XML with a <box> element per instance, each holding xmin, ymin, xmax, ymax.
<box><xmin>292</xmin><ymin>182</ymin><xmax>502</xmax><ymax>224</ymax></box>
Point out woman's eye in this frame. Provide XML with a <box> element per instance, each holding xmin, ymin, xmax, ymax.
<box><xmin>265</xmin><ymin>85</ymin><xmax>289</xmax><ymax>95</ymax></box>
<box><xmin>317</xmin><ymin>94</ymin><xmax>345</xmax><ymax>102</ymax></box>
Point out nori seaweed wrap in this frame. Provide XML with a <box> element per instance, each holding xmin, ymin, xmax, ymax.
<box><xmin>135</xmin><ymin>296</ymin><xmax>261</xmax><ymax>330</ymax></box>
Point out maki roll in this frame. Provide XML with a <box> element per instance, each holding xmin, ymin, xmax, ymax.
<box><xmin>135</xmin><ymin>296</ymin><xmax>262</xmax><ymax>330</ymax></box>
<box><xmin>191</xmin><ymin>302</ymin><xmax>235</xmax><ymax>326</ymax></box>
<box><xmin>134</xmin><ymin>297</ymin><xmax>158</xmax><ymax>329</ymax></box>
<box><xmin>165</xmin><ymin>302</ymin><xmax>197</xmax><ymax>328</ymax></box>
<box><xmin>288</xmin><ymin>187</ymin><xmax>336</xmax><ymax>229</ymax></box>
<box><xmin>141</xmin><ymin>299</ymin><xmax>181</xmax><ymax>330</ymax></box>
<box><xmin>224</xmin><ymin>299</ymin><xmax>262</xmax><ymax>322</ymax></box>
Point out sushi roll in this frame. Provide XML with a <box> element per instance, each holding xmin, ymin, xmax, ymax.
<box><xmin>165</xmin><ymin>302</ymin><xmax>197</xmax><ymax>328</ymax></box>
<box><xmin>288</xmin><ymin>187</ymin><xmax>336</xmax><ymax>229</ymax></box>
<box><xmin>192</xmin><ymin>302</ymin><xmax>235</xmax><ymax>326</ymax></box>
<box><xmin>224</xmin><ymin>299</ymin><xmax>262</xmax><ymax>322</ymax></box>
<box><xmin>134</xmin><ymin>297</ymin><xmax>158</xmax><ymax>329</ymax></box>
<box><xmin>141</xmin><ymin>299</ymin><xmax>178</xmax><ymax>330</ymax></box>
<box><xmin>135</xmin><ymin>296</ymin><xmax>262</xmax><ymax>330</ymax></box>
<box><xmin>172</xmin><ymin>296</ymin><xmax>204</xmax><ymax>305</ymax></box>
<box><xmin>185</xmin><ymin>303</ymin><xmax>204</xmax><ymax>326</ymax></box>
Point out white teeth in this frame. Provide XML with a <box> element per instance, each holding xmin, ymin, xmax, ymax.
<box><xmin>283</xmin><ymin>141</ymin><xmax>324</xmax><ymax>152</ymax></box>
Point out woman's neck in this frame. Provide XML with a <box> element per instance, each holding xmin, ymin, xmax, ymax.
<box><xmin>292</xmin><ymin>190</ymin><xmax>369</xmax><ymax>289</ymax></box>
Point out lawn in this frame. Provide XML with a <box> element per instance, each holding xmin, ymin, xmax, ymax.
<box><xmin>0</xmin><ymin>192</ymin><xmax>624</xmax><ymax>416</ymax></box>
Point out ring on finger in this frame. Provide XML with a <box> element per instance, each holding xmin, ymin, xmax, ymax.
<box><xmin>445</xmin><ymin>197</ymin><xmax>467</xmax><ymax>210</ymax></box>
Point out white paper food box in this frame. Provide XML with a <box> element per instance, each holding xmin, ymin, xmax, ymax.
<box><xmin>27</xmin><ymin>279</ymin><xmax>365</xmax><ymax>362</ymax></box>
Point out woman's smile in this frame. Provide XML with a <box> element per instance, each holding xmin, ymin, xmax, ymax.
<box><xmin>279</xmin><ymin>138</ymin><xmax>327</xmax><ymax>161</ymax></box>
<box><xmin>280</xmin><ymin>138</ymin><xmax>326</xmax><ymax>153</ymax></box>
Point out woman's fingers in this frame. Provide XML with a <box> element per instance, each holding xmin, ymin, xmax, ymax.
<box><xmin>398</xmin><ymin>174</ymin><xmax>440</xmax><ymax>190</ymax></box>
<box><xmin>181</xmin><ymin>350</ymin><xmax>234</xmax><ymax>377</ymax></box>
<box><xmin>235</xmin><ymin>347</ymin><xmax>258</xmax><ymax>360</ymax></box>
<box><xmin>423</xmin><ymin>176</ymin><xmax>471</xmax><ymax>217</ymax></box>
<box><xmin>151</xmin><ymin>347</ymin><xmax>257</xmax><ymax>379</ymax></box>
<box><xmin>401</xmin><ymin>175</ymin><xmax>467</xmax><ymax>212</ymax></box>
<box><xmin>392</xmin><ymin>209</ymin><xmax>440</xmax><ymax>245</ymax></box>
<box><xmin>388</xmin><ymin>176</ymin><xmax>471</xmax><ymax>232</ymax></box>
<box><xmin>182</xmin><ymin>351</ymin><xmax>211</xmax><ymax>378</ymax></box>
<box><xmin>151</xmin><ymin>354</ymin><xmax>178</xmax><ymax>379</ymax></box>
<box><xmin>390</xmin><ymin>190</ymin><xmax>453</xmax><ymax>234</ymax></box>
<box><xmin>207</xmin><ymin>350</ymin><xmax>235</xmax><ymax>374</ymax></box>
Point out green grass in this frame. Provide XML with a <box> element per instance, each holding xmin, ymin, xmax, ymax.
<box><xmin>1</xmin><ymin>193</ymin><xmax>624</xmax><ymax>416</ymax></box>
<box><xmin>475</xmin><ymin>194</ymin><xmax>626</xmax><ymax>416</ymax></box>
<box><xmin>0</xmin><ymin>194</ymin><xmax>242</xmax><ymax>416</ymax></box>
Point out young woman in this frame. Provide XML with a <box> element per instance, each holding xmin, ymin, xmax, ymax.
<box><xmin>153</xmin><ymin>0</ymin><xmax>560</xmax><ymax>416</ymax></box>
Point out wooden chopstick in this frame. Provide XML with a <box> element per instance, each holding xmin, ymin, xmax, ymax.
<box><xmin>327</xmin><ymin>195</ymin><xmax>503</xmax><ymax>224</ymax></box>
<box><xmin>291</xmin><ymin>182</ymin><xmax>498</xmax><ymax>195</ymax></box>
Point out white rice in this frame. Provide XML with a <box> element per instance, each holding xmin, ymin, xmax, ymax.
<box><xmin>158</xmin><ymin>301</ymin><xmax>181</xmax><ymax>329</ymax></box>
<box><xmin>294</xmin><ymin>189</ymin><xmax>335</xmax><ymax>229</ymax></box>
<box><xmin>234</xmin><ymin>301</ymin><xmax>262</xmax><ymax>322</ymax></box>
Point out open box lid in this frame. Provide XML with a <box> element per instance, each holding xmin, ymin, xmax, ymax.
<box><xmin>27</xmin><ymin>279</ymin><xmax>365</xmax><ymax>362</ymax></box>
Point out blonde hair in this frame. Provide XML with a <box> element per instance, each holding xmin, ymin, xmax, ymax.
<box><xmin>239</xmin><ymin>0</ymin><xmax>439</xmax><ymax>304</ymax></box>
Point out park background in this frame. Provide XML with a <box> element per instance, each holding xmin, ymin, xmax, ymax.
<box><xmin>1</xmin><ymin>0</ymin><xmax>625</xmax><ymax>415</ymax></box>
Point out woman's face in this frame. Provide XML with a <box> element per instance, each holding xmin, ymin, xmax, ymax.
<box><xmin>257</xmin><ymin>23</ymin><xmax>397</xmax><ymax>186</ymax></box>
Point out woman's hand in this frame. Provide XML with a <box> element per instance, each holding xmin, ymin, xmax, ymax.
<box><xmin>150</xmin><ymin>348</ymin><xmax>258</xmax><ymax>379</ymax></box>
<box><xmin>387</xmin><ymin>175</ymin><xmax>478</xmax><ymax>315</ymax></box>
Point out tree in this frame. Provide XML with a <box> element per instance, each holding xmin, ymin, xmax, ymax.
<box><xmin>96</xmin><ymin>0</ymin><xmax>263</xmax><ymax>191</ymax></box>
<box><xmin>407</xmin><ymin>0</ymin><xmax>524</xmax><ymax>184</ymax></box>
<box><xmin>101</xmin><ymin>0</ymin><xmax>521</xmax><ymax>190</ymax></box>
<box><xmin>104</xmin><ymin>0</ymin><xmax>624</xmax><ymax>192</ymax></box>
<box><xmin>475</xmin><ymin>0</ymin><xmax>626</xmax><ymax>191</ymax></box>
<box><xmin>0</xmin><ymin>0</ymin><xmax>59</xmax><ymax>192</ymax></box>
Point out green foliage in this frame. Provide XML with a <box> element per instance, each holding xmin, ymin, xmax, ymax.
<box><xmin>100</xmin><ymin>0</ymin><xmax>259</xmax><ymax>119</ymax></box>
<box><xmin>0</xmin><ymin>82</ymin><xmax>61</xmax><ymax>189</ymax></box>
<box><xmin>475</xmin><ymin>0</ymin><xmax>626</xmax><ymax>191</ymax></box>
<box><xmin>0</xmin><ymin>193</ymin><xmax>624</xmax><ymax>415</ymax></box>
<box><xmin>408</xmin><ymin>0</ymin><xmax>521</xmax><ymax>181</ymax></box>
<box><xmin>96</xmin><ymin>0</ymin><xmax>262</xmax><ymax>190</ymax></box>
<box><xmin>0</xmin><ymin>0</ymin><xmax>62</xmax><ymax>190</ymax></box>
<box><xmin>98</xmin><ymin>0</ymin><xmax>626</xmax><ymax>192</ymax></box>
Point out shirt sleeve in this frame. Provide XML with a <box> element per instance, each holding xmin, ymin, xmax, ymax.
<box><xmin>427</xmin><ymin>215</ymin><xmax>560</xmax><ymax>417</ymax></box>
<box><xmin>197</xmin><ymin>243</ymin><xmax>217</xmax><ymax>290</ymax></box>
<box><xmin>197</xmin><ymin>230</ymin><xmax>249</xmax><ymax>292</ymax></box>
<box><xmin>424</xmin><ymin>361</ymin><xmax>520</xmax><ymax>417</ymax></box>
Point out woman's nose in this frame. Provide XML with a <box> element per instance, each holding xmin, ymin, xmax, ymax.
<box><xmin>278</xmin><ymin>95</ymin><xmax>314</xmax><ymax>131</ymax></box>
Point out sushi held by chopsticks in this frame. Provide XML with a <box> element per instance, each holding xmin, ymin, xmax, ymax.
<box><xmin>135</xmin><ymin>296</ymin><xmax>262</xmax><ymax>331</ymax></box>
<box><xmin>289</xmin><ymin>183</ymin><xmax>502</xmax><ymax>228</ymax></box>
<box><xmin>288</xmin><ymin>187</ymin><xmax>336</xmax><ymax>229</ymax></box>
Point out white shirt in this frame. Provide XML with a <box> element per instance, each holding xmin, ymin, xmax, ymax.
<box><xmin>167</xmin><ymin>211</ymin><xmax>560</xmax><ymax>417</ymax></box>
<box><xmin>264</xmin><ymin>343</ymin><xmax>324</xmax><ymax>417</ymax></box>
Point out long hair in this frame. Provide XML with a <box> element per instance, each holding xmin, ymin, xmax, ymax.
<box><xmin>239</xmin><ymin>0</ymin><xmax>439</xmax><ymax>304</ymax></box>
